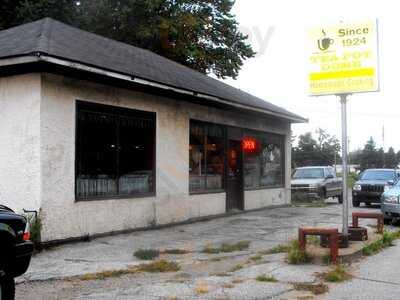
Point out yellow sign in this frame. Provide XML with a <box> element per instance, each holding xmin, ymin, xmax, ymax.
<box><xmin>309</xmin><ymin>20</ymin><xmax>379</xmax><ymax>95</ymax></box>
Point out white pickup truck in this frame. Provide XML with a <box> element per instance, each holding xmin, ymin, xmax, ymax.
<box><xmin>291</xmin><ymin>166</ymin><xmax>343</xmax><ymax>203</ymax></box>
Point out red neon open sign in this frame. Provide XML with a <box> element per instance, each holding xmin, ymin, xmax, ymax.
<box><xmin>242</xmin><ymin>137</ymin><xmax>258</xmax><ymax>153</ymax></box>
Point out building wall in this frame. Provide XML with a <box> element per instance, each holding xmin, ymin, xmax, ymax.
<box><xmin>38</xmin><ymin>73</ymin><xmax>291</xmax><ymax>241</ymax></box>
<box><xmin>0</xmin><ymin>74</ymin><xmax>42</xmax><ymax>213</ymax></box>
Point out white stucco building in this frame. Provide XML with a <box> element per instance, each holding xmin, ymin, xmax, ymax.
<box><xmin>0</xmin><ymin>18</ymin><xmax>306</xmax><ymax>243</ymax></box>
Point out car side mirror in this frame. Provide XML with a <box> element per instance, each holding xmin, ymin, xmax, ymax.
<box><xmin>326</xmin><ymin>174</ymin><xmax>334</xmax><ymax>179</ymax></box>
<box><xmin>388</xmin><ymin>180</ymin><xmax>394</xmax><ymax>186</ymax></box>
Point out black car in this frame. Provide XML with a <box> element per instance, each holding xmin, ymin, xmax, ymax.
<box><xmin>0</xmin><ymin>205</ymin><xmax>33</xmax><ymax>300</ymax></box>
<box><xmin>352</xmin><ymin>169</ymin><xmax>398</xmax><ymax>207</ymax></box>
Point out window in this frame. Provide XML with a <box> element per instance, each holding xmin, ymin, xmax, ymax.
<box><xmin>76</xmin><ymin>101</ymin><xmax>155</xmax><ymax>200</ymax></box>
<box><xmin>189</xmin><ymin>121</ymin><xmax>225</xmax><ymax>193</ymax></box>
<box><xmin>244</xmin><ymin>132</ymin><xmax>284</xmax><ymax>189</ymax></box>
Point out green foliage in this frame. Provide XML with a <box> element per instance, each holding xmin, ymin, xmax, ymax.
<box><xmin>25</xmin><ymin>212</ymin><xmax>42</xmax><ymax>246</ymax></box>
<box><xmin>0</xmin><ymin>0</ymin><xmax>254</xmax><ymax>79</ymax></box>
<box><xmin>286</xmin><ymin>240</ymin><xmax>309</xmax><ymax>264</ymax></box>
<box><xmin>323</xmin><ymin>265</ymin><xmax>351</xmax><ymax>282</ymax></box>
<box><xmin>350</xmin><ymin>138</ymin><xmax>399</xmax><ymax>170</ymax></box>
<box><xmin>259</xmin><ymin>244</ymin><xmax>290</xmax><ymax>255</ymax></box>
<box><xmin>292</xmin><ymin>129</ymin><xmax>340</xmax><ymax>167</ymax></box>
<box><xmin>134</xmin><ymin>249</ymin><xmax>160</xmax><ymax>260</ymax></box>
<box><xmin>163</xmin><ymin>249</ymin><xmax>189</xmax><ymax>255</ymax></box>
<box><xmin>293</xmin><ymin>283</ymin><xmax>329</xmax><ymax>295</ymax></box>
<box><xmin>256</xmin><ymin>274</ymin><xmax>278</xmax><ymax>282</ymax></box>
<box><xmin>137</xmin><ymin>260</ymin><xmax>180</xmax><ymax>272</ymax></box>
<box><xmin>362</xmin><ymin>230</ymin><xmax>400</xmax><ymax>256</ymax></box>
<box><xmin>202</xmin><ymin>241</ymin><xmax>250</xmax><ymax>254</ymax></box>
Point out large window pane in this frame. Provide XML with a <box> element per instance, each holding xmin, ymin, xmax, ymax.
<box><xmin>244</xmin><ymin>133</ymin><xmax>284</xmax><ymax>189</ymax></box>
<box><xmin>189</xmin><ymin>121</ymin><xmax>225</xmax><ymax>193</ymax></box>
<box><xmin>118</xmin><ymin>116</ymin><xmax>155</xmax><ymax>195</ymax></box>
<box><xmin>76</xmin><ymin>102</ymin><xmax>155</xmax><ymax>200</ymax></box>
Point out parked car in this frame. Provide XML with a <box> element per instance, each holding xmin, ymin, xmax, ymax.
<box><xmin>291</xmin><ymin>166</ymin><xmax>343</xmax><ymax>203</ymax></box>
<box><xmin>0</xmin><ymin>205</ymin><xmax>33</xmax><ymax>300</ymax></box>
<box><xmin>381</xmin><ymin>180</ymin><xmax>400</xmax><ymax>224</ymax></box>
<box><xmin>352</xmin><ymin>169</ymin><xmax>398</xmax><ymax>207</ymax></box>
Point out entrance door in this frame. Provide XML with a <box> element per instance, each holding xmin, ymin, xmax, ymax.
<box><xmin>226</xmin><ymin>140</ymin><xmax>244</xmax><ymax>211</ymax></box>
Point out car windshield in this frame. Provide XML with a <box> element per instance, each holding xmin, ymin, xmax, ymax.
<box><xmin>293</xmin><ymin>168</ymin><xmax>324</xmax><ymax>179</ymax></box>
<box><xmin>360</xmin><ymin>170</ymin><xmax>394</xmax><ymax>181</ymax></box>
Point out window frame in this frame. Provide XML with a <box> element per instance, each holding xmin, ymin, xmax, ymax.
<box><xmin>243</xmin><ymin>130</ymin><xmax>285</xmax><ymax>191</ymax></box>
<box><xmin>189</xmin><ymin>120</ymin><xmax>227</xmax><ymax>195</ymax></box>
<box><xmin>75</xmin><ymin>100</ymin><xmax>156</xmax><ymax>202</ymax></box>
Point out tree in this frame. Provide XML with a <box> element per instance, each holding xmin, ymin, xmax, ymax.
<box><xmin>360</xmin><ymin>137</ymin><xmax>379</xmax><ymax>170</ymax></box>
<box><xmin>0</xmin><ymin>0</ymin><xmax>255</xmax><ymax>79</ymax></box>
<box><xmin>292</xmin><ymin>129</ymin><xmax>340</xmax><ymax>167</ymax></box>
<box><xmin>385</xmin><ymin>147</ymin><xmax>398</xmax><ymax>169</ymax></box>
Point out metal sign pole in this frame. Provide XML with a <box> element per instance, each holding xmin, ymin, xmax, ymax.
<box><xmin>339</xmin><ymin>94</ymin><xmax>349</xmax><ymax>238</ymax></box>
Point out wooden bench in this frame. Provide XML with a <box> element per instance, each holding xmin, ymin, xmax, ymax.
<box><xmin>352</xmin><ymin>212</ymin><xmax>384</xmax><ymax>234</ymax></box>
<box><xmin>298</xmin><ymin>227</ymin><xmax>339</xmax><ymax>264</ymax></box>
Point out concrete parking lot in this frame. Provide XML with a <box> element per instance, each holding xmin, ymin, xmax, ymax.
<box><xmin>16</xmin><ymin>200</ymin><xmax>400</xmax><ymax>299</ymax></box>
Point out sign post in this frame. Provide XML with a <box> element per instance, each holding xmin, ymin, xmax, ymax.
<box><xmin>308</xmin><ymin>20</ymin><xmax>379</xmax><ymax>242</ymax></box>
<box><xmin>339</xmin><ymin>93</ymin><xmax>349</xmax><ymax>237</ymax></box>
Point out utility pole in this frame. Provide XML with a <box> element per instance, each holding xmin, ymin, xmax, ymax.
<box><xmin>339</xmin><ymin>94</ymin><xmax>349</xmax><ymax>241</ymax></box>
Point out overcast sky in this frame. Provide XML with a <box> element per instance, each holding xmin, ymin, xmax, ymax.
<box><xmin>223</xmin><ymin>0</ymin><xmax>400</xmax><ymax>152</ymax></box>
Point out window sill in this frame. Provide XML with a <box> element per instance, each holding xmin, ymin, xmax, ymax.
<box><xmin>75</xmin><ymin>192</ymin><xmax>156</xmax><ymax>202</ymax></box>
<box><xmin>189</xmin><ymin>189</ymin><xmax>226</xmax><ymax>196</ymax></box>
<box><xmin>245</xmin><ymin>186</ymin><xmax>284</xmax><ymax>191</ymax></box>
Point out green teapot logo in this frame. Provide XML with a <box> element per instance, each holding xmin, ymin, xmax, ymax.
<box><xmin>317</xmin><ymin>29</ymin><xmax>334</xmax><ymax>51</ymax></box>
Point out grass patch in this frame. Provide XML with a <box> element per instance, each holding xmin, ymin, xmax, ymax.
<box><xmin>137</xmin><ymin>260</ymin><xmax>180</xmax><ymax>273</ymax></box>
<box><xmin>259</xmin><ymin>244</ymin><xmax>290</xmax><ymax>255</ymax></box>
<box><xmin>163</xmin><ymin>249</ymin><xmax>190</xmax><ymax>255</ymax></box>
<box><xmin>322</xmin><ymin>254</ymin><xmax>331</xmax><ymax>265</ymax></box>
<box><xmin>286</xmin><ymin>240</ymin><xmax>309</xmax><ymax>265</ymax></box>
<box><xmin>76</xmin><ymin>267</ymin><xmax>138</xmax><ymax>281</ymax></box>
<box><xmin>306</xmin><ymin>236</ymin><xmax>320</xmax><ymax>245</ymax></box>
<box><xmin>202</xmin><ymin>241</ymin><xmax>250</xmax><ymax>254</ymax></box>
<box><xmin>24</xmin><ymin>212</ymin><xmax>42</xmax><ymax>247</ymax></box>
<box><xmin>229</xmin><ymin>264</ymin><xmax>244</xmax><ymax>272</ymax></box>
<box><xmin>321</xmin><ymin>265</ymin><xmax>351</xmax><ymax>282</ymax></box>
<box><xmin>293</xmin><ymin>283</ymin><xmax>329</xmax><ymax>295</ymax></box>
<box><xmin>362</xmin><ymin>230</ymin><xmax>400</xmax><ymax>256</ymax></box>
<box><xmin>232</xmin><ymin>278</ymin><xmax>244</xmax><ymax>284</ymax></box>
<box><xmin>134</xmin><ymin>248</ymin><xmax>160</xmax><ymax>260</ymax></box>
<box><xmin>256</xmin><ymin>274</ymin><xmax>278</xmax><ymax>282</ymax></box>
<box><xmin>249</xmin><ymin>254</ymin><xmax>263</xmax><ymax>262</ymax></box>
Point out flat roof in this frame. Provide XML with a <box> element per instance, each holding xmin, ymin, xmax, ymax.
<box><xmin>0</xmin><ymin>18</ymin><xmax>307</xmax><ymax>123</ymax></box>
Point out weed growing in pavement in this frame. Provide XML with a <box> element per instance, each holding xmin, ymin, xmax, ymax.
<box><xmin>229</xmin><ymin>264</ymin><xmax>244</xmax><ymax>272</ymax></box>
<box><xmin>202</xmin><ymin>240</ymin><xmax>250</xmax><ymax>254</ymax></box>
<box><xmin>76</xmin><ymin>267</ymin><xmax>138</xmax><ymax>281</ymax></box>
<box><xmin>286</xmin><ymin>240</ymin><xmax>310</xmax><ymax>264</ymax></box>
<box><xmin>163</xmin><ymin>249</ymin><xmax>190</xmax><ymax>255</ymax></box>
<box><xmin>134</xmin><ymin>248</ymin><xmax>160</xmax><ymax>260</ymax></box>
<box><xmin>259</xmin><ymin>244</ymin><xmax>290</xmax><ymax>255</ymax></box>
<box><xmin>293</xmin><ymin>283</ymin><xmax>329</xmax><ymax>295</ymax></box>
<box><xmin>362</xmin><ymin>230</ymin><xmax>400</xmax><ymax>256</ymax></box>
<box><xmin>137</xmin><ymin>260</ymin><xmax>180</xmax><ymax>273</ymax></box>
<box><xmin>321</xmin><ymin>264</ymin><xmax>352</xmax><ymax>282</ymax></box>
<box><xmin>249</xmin><ymin>254</ymin><xmax>263</xmax><ymax>261</ymax></box>
<box><xmin>256</xmin><ymin>274</ymin><xmax>278</xmax><ymax>282</ymax></box>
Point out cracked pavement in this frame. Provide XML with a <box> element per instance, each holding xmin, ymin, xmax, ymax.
<box><xmin>15</xmin><ymin>200</ymin><xmax>400</xmax><ymax>299</ymax></box>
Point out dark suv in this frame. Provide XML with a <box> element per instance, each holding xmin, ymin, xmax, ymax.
<box><xmin>0</xmin><ymin>205</ymin><xmax>33</xmax><ymax>299</ymax></box>
<box><xmin>352</xmin><ymin>169</ymin><xmax>398</xmax><ymax>207</ymax></box>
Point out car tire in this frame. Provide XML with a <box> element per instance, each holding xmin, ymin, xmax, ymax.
<box><xmin>352</xmin><ymin>200</ymin><xmax>360</xmax><ymax>207</ymax></box>
<box><xmin>0</xmin><ymin>276</ymin><xmax>15</xmax><ymax>300</ymax></box>
<box><xmin>337</xmin><ymin>195</ymin><xmax>343</xmax><ymax>204</ymax></box>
